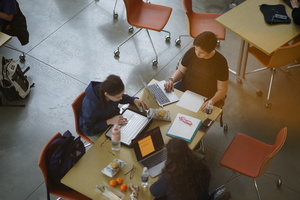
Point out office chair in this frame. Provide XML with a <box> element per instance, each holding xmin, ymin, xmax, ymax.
<box><xmin>220</xmin><ymin>127</ymin><xmax>287</xmax><ymax>200</ymax></box>
<box><xmin>113</xmin><ymin>0</ymin><xmax>173</xmax><ymax>66</ymax></box>
<box><xmin>38</xmin><ymin>133</ymin><xmax>91</xmax><ymax>200</ymax></box>
<box><xmin>71</xmin><ymin>91</ymin><xmax>94</xmax><ymax>146</ymax></box>
<box><xmin>175</xmin><ymin>0</ymin><xmax>226</xmax><ymax>46</ymax></box>
<box><xmin>245</xmin><ymin>41</ymin><xmax>300</xmax><ymax>108</ymax></box>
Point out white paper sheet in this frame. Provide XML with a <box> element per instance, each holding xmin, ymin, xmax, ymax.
<box><xmin>176</xmin><ymin>90</ymin><xmax>206</xmax><ymax>112</ymax></box>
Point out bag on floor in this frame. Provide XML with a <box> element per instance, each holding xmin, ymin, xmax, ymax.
<box><xmin>47</xmin><ymin>130</ymin><xmax>85</xmax><ymax>190</ymax></box>
<box><xmin>0</xmin><ymin>55</ymin><xmax>34</xmax><ymax>101</ymax></box>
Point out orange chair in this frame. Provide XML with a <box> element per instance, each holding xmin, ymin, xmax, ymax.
<box><xmin>114</xmin><ymin>0</ymin><xmax>173</xmax><ymax>66</ymax></box>
<box><xmin>175</xmin><ymin>0</ymin><xmax>226</xmax><ymax>46</ymax></box>
<box><xmin>245</xmin><ymin>41</ymin><xmax>300</xmax><ymax>108</ymax></box>
<box><xmin>220</xmin><ymin>127</ymin><xmax>287</xmax><ymax>200</ymax></box>
<box><xmin>38</xmin><ymin>133</ymin><xmax>91</xmax><ymax>200</ymax></box>
<box><xmin>71</xmin><ymin>91</ymin><xmax>94</xmax><ymax>145</ymax></box>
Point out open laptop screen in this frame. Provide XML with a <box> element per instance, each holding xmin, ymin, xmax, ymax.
<box><xmin>133</xmin><ymin>127</ymin><xmax>165</xmax><ymax>161</ymax></box>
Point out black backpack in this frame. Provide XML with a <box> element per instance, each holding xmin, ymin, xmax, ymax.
<box><xmin>0</xmin><ymin>55</ymin><xmax>34</xmax><ymax>101</ymax></box>
<box><xmin>46</xmin><ymin>131</ymin><xmax>85</xmax><ymax>190</ymax></box>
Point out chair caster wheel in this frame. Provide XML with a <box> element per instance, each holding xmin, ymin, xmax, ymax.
<box><xmin>277</xmin><ymin>178</ymin><xmax>282</xmax><ymax>187</ymax></box>
<box><xmin>265</xmin><ymin>101</ymin><xmax>272</xmax><ymax>108</ymax></box>
<box><xmin>223</xmin><ymin>123</ymin><xmax>228</xmax><ymax>131</ymax></box>
<box><xmin>175</xmin><ymin>38</ymin><xmax>181</xmax><ymax>46</ymax></box>
<box><xmin>114</xmin><ymin>50</ymin><xmax>120</xmax><ymax>57</ymax></box>
<box><xmin>217</xmin><ymin>40</ymin><xmax>220</xmax><ymax>47</ymax></box>
<box><xmin>286</xmin><ymin>69</ymin><xmax>291</xmax><ymax>75</ymax></box>
<box><xmin>165</xmin><ymin>35</ymin><xmax>171</xmax><ymax>43</ymax></box>
<box><xmin>256</xmin><ymin>90</ymin><xmax>263</xmax><ymax>96</ymax></box>
<box><xmin>113</xmin><ymin>13</ymin><xmax>118</xmax><ymax>19</ymax></box>
<box><xmin>128</xmin><ymin>26</ymin><xmax>134</xmax><ymax>33</ymax></box>
<box><xmin>19</xmin><ymin>54</ymin><xmax>26</xmax><ymax>63</ymax></box>
<box><xmin>152</xmin><ymin>59</ymin><xmax>158</xmax><ymax>66</ymax></box>
<box><xmin>236</xmin><ymin>78</ymin><xmax>242</xmax><ymax>84</ymax></box>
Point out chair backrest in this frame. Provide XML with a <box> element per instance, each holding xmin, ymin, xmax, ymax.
<box><xmin>71</xmin><ymin>91</ymin><xmax>94</xmax><ymax>144</ymax></box>
<box><xmin>123</xmin><ymin>0</ymin><xmax>143</xmax><ymax>22</ymax></box>
<box><xmin>182</xmin><ymin>0</ymin><xmax>193</xmax><ymax>15</ymax></box>
<box><xmin>268</xmin><ymin>42</ymin><xmax>300</xmax><ymax>68</ymax></box>
<box><xmin>259</xmin><ymin>127</ymin><xmax>287</xmax><ymax>176</ymax></box>
<box><xmin>38</xmin><ymin>133</ymin><xmax>62</xmax><ymax>188</ymax></box>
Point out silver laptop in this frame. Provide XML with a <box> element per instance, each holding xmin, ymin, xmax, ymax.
<box><xmin>105</xmin><ymin>108</ymin><xmax>152</xmax><ymax>147</ymax></box>
<box><xmin>139</xmin><ymin>75</ymin><xmax>179</xmax><ymax>107</ymax></box>
<box><xmin>133</xmin><ymin>127</ymin><xmax>167</xmax><ymax>178</ymax></box>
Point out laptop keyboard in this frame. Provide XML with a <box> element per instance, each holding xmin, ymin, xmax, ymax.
<box><xmin>120</xmin><ymin>113</ymin><xmax>148</xmax><ymax>144</ymax></box>
<box><xmin>148</xmin><ymin>84</ymin><xmax>170</xmax><ymax>105</ymax></box>
<box><xmin>140</xmin><ymin>149</ymin><xmax>167</xmax><ymax>168</ymax></box>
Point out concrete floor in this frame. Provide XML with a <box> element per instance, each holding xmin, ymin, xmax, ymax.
<box><xmin>0</xmin><ymin>0</ymin><xmax>300</xmax><ymax>199</ymax></box>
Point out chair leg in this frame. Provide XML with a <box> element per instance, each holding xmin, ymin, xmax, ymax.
<box><xmin>224</xmin><ymin>172</ymin><xmax>241</xmax><ymax>185</ymax></box>
<box><xmin>264</xmin><ymin>171</ymin><xmax>282</xmax><ymax>187</ymax></box>
<box><xmin>4</xmin><ymin>45</ymin><xmax>26</xmax><ymax>62</ymax></box>
<box><xmin>265</xmin><ymin>68</ymin><xmax>275</xmax><ymax>108</ymax></box>
<box><xmin>253</xmin><ymin>179</ymin><xmax>262</xmax><ymax>200</ymax></box>
<box><xmin>145</xmin><ymin>29</ymin><xmax>158</xmax><ymax>64</ymax></box>
<box><xmin>112</xmin><ymin>0</ymin><xmax>119</xmax><ymax>19</ymax></box>
<box><xmin>114</xmin><ymin>28</ymin><xmax>143</xmax><ymax>56</ymax></box>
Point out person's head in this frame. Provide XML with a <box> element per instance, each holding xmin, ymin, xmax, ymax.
<box><xmin>164</xmin><ymin>138</ymin><xmax>211</xmax><ymax>200</ymax></box>
<box><xmin>193</xmin><ymin>31</ymin><xmax>217</xmax><ymax>59</ymax></box>
<box><xmin>98</xmin><ymin>75</ymin><xmax>124</xmax><ymax>104</ymax></box>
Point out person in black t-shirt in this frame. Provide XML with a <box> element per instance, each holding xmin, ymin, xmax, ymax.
<box><xmin>291</xmin><ymin>0</ymin><xmax>300</xmax><ymax>25</ymax></box>
<box><xmin>164</xmin><ymin>31</ymin><xmax>229</xmax><ymax>112</ymax></box>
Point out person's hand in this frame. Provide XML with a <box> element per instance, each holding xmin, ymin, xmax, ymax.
<box><xmin>200</xmin><ymin>101</ymin><xmax>209</xmax><ymax>112</ymax></box>
<box><xmin>291</xmin><ymin>0</ymin><xmax>300</xmax><ymax>8</ymax></box>
<box><xmin>134</xmin><ymin>99</ymin><xmax>148</xmax><ymax>110</ymax></box>
<box><xmin>164</xmin><ymin>80</ymin><xmax>174</xmax><ymax>92</ymax></box>
<box><xmin>107</xmin><ymin>115</ymin><xmax>128</xmax><ymax>125</ymax></box>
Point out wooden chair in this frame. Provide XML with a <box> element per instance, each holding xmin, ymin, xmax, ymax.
<box><xmin>220</xmin><ymin>127</ymin><xmax>287</xmax><ymax>200</ymax></box>
<box><xmin>37</xmin><ymin>133</ymin><xmax>91</xmax><ymax>200</ymax></box>
<box><xmin>71</xmin><ymin>91</ymin><xmax>94</xmax><ymax>146</ymax></box>
<box><xmin>175</xmin><ymin>0</ymin><xmax>226</xmax><ymax>46</ymax></box>
<box><xmin>245</xmin><ymin>41</ymin><xmax>300</xmax><ymax>108</ymax></box>
<box><xmin>113</xmin><ymin>0</ymin><xmax>173</xmax><ymax>66</ymax></box>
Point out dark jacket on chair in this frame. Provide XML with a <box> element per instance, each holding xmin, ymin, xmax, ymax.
<box><xmin>292</xmin><ymin>8</ymin><xmax>300</xmax><ymax>25</ymax></box>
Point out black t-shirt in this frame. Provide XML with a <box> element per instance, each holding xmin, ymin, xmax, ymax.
<box><xmin>181</xmin><ymin>47</ymin><xmax>228</xmax><ymax>99</ymax></box>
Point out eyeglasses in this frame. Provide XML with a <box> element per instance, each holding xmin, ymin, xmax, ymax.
<box><xmin>124</xmin><ymin>165</ymin><xmax>136</xmax><ymax>179</ymax></box>
<box><xmin>179</xmin><ymin>116</ymin><xmax>192</xmax><ymax>126</ymax></box>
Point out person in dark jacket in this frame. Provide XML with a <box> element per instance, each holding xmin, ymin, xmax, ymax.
<box><xmin>291</xmin><ymin>0</ymin><xmax>300</xmax><ymax>25</ymax></box>
<box><xmin>150</xmin><ymin>138</ymin><xmax>211</xmax><ymax>200</ymax></box>
<box><xmin>0</xmin><ymin>0</ymin><xmax>17</xmax><ymax>30</ymax></box>
<box><xmin>79</xmin><ymin>74</ymin><xmax>148</xmax><ymax>142</ymax></box>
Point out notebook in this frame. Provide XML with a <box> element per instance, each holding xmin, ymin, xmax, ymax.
<box><xmin>105</xmin><ymin>108</ymin><xmax>153</xmax><ymax>147</ymax></box>
<box><xmin>133</xmin><ymin>126</ymin><xmax>167</xmax><ymax>178</ymax></box>
<box><xmin>139</xmin><ymin>75</ymin><xmax>179</xmax><ymax>107</ymax></box>
<box><xmin>166</xmin><ymin>113</ymin><xmax>202</xmax><ymax>143</ymax></box>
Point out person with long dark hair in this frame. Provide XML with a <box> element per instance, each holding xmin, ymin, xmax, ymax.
<box><xmin>79</xmin><ymin>74</ymin><xmax>147</xmax><ymax>142</ymax></box>
<box><xmin>150</xmin><ymin>138</ymin><xmax>211</xmax><ymax>200</ymax></box>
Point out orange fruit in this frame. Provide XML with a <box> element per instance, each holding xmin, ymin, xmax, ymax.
<box><xmin>120</xmin><ymin>184</ymin><xmax>128</xmax><ymax>191</ymax></box>
<box><xmin>109</xmin><ymin>179</ymin><xmax>117</xmax><ymax>187</ymax></box>
<box><xmin>116</xmin><ymin>177</ymin><xmax>123</xmax><ymax>185</ymax></box>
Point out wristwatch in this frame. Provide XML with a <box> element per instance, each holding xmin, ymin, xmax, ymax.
<box><xmin>168</xmin><ymin>77</ymin><xmax>174</xmax><ymax>82</ymax></box>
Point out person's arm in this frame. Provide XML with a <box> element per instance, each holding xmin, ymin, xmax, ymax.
<box><xmin>150</xmin><ymin>173</ymin><xmax>169</xmax><ymax>198</ymax></box>
<box><xmin>0</xmin><ymin>12</ymin><xmax>13</xmax><ymax>21</ymax></box>
<box><xmin>200</xmin><ymin>80</ymin><xmax>228</xmax><ymax>112</ymax></box>
<box><xmin>164</xmin><ymin>63</ymin><xmax>187</xmax><ymax>92</ymax></box>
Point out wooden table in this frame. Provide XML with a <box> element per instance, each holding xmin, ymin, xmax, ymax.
<box><xmin>61</xmin><ymin>83</ymin><xmax>222</xmax><ymax>200</ymax></box>
<box><xmin>0</xmin><ymin>32</ymin><xmax>11</xmax><ymax>47</ymax></box>
<box><xmin>216</xmin><ymin>0</ymin><xmax>300</xmax><ymax>78</ymax></box>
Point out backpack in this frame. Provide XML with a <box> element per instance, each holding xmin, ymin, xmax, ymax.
<box><xmin>47</xmin><ymin>130</ymin><xmax>86</xmax><ymax>190</ymax></box>
<box><xmin>0</xmin><ymin>55</ymin><xmax>34</xmax><ymax>101</ymax></box>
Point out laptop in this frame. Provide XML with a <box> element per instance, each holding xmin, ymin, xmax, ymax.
<box><xmin>133</xmin><ymin>126</ymin><xmax>167</xmax><ymax>178</ymax></box>
<box><xmin>105</xmin><ymin>108</ymin><xmax>153</xmax><ymax>147</ymax></box>
<box><xmin>139</xmin><ymin>75</ymin><xmax>179</xmax><ymax>107</ymax></box>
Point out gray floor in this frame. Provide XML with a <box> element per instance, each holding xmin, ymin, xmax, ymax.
<box><xmin>0</xmin><ymin>0</ymin><xmax>300</xmax><ymax>199</ymax></box>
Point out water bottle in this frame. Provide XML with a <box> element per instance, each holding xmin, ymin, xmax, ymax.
<box><xmin>205</xmin><ymin>100</ymin><xmax>213</xmax><ymax>118</ymax></box>
<box><xmin>141</xmin><ymin>167</ymin><xmax>149</xmax><ymax>188</ymax></box>
<box><xmin>111</xmin><ymin>124</ymin><xmax>121</xmax><ymax>151</ymax></box>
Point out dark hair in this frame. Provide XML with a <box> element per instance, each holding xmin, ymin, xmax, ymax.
<box><xmin>163</xmin><ymin>138</ymin><xmax>211</xmax><ymax>200</ymax></box>
<box><xmin>193</xmin><ymin>31</ymin><xmax>217</xmax><ymax>53</ymax></box>
<box><xmin>98</xmin><ymin>75</ymin><xmax>124</xmax><ymax>107</ymax></box>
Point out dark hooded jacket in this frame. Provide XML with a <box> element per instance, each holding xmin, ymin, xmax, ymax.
<box><xmin>79</xmin><ymin>81</ymin><xmax>137</xmax><ymax>136</ymax></box>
